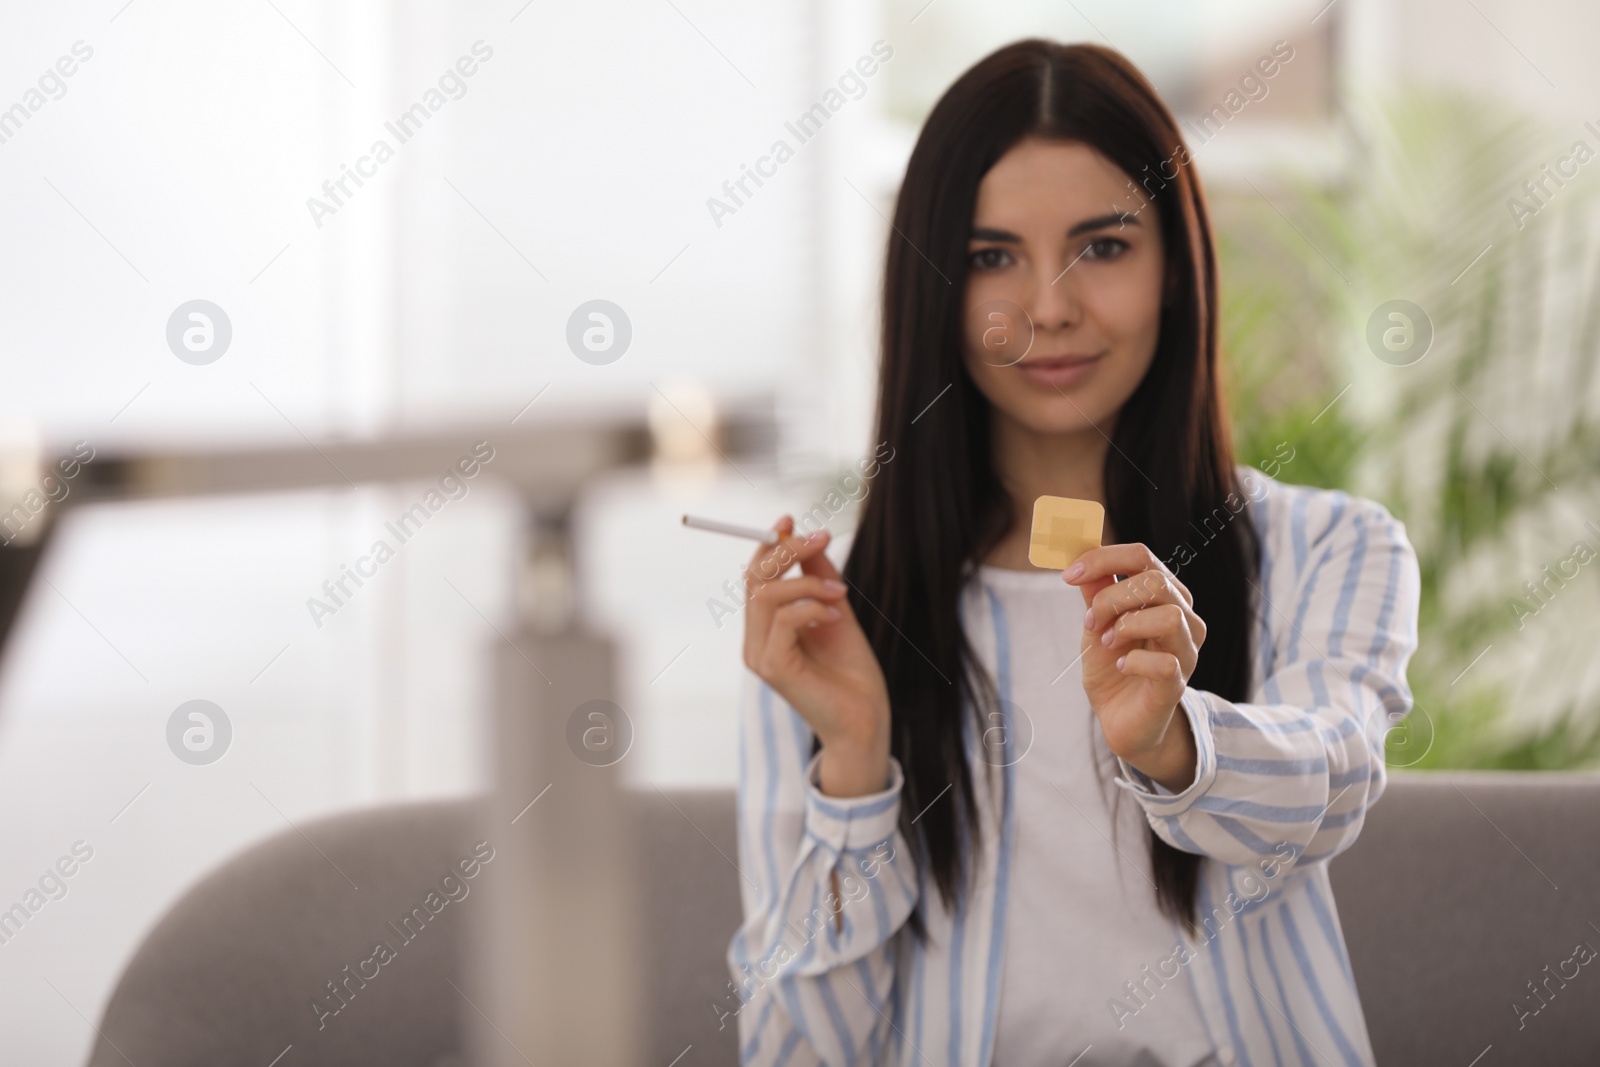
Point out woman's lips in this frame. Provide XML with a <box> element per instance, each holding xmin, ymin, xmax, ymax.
<box><xmin>1017</xmin><ymin>354</ymin><xmax>1104</xmax><ymax>389</ymax></box>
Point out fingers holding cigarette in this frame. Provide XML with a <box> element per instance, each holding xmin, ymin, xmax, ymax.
<box><xmin>742</xmin><ymin>515</ymin><xmax>835</xmax><ymax>593</ymax></box>
<box><xmin>692</xmin><ymin>510</ymin><xmax>889</xmax><ymax>793</ymax></box>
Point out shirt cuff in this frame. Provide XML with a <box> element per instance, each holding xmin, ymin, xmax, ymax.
<box><xmin>1113</xmin><ymin>686</ymin><xmax>1217</xmax><ymax>815</ymax></box>
<box><xmin>803</xmin><ymin>750</ymin><xmax>904</xmax><ymax>852</ymax></box>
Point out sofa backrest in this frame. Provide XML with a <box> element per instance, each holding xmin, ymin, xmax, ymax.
<box><xmin>1328</xmin><ymin>770</ymin><xmax>1600</xmax><ymax>1064</ymax></box>
<box><xmin>87</xmin><ymin>798</ymin><xmax>485</xmax><ymax>1067</ymax></box>
<box><xmin>89</xmin><ymin>771</ymin><xmax>1600</xmax><ymax>1066</ymax></box>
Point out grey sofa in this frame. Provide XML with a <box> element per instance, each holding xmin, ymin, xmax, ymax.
<box><xmin>88</xmin><ymin>772</ymin><xmax>1600</xmax><ymax>1066</ymax></box>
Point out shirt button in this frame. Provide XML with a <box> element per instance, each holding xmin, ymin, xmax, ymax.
<box><xmin>1217</xmin><ymin>1044</ymin><xmax>1236</xmax><ymax>1065</ymax></box>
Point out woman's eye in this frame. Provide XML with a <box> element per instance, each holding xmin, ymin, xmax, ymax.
<box><xmin>969</xmin><ymin>247</ymin><xmax>1012</xmax><ymax>271</ymax></box>
<box><xmin>1083</xmin><ymin>237</ymin><xmax>1129</xmax><ymax>261</ymax></box>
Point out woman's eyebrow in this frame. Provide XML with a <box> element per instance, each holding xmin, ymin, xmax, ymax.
<box><xmin>969</xmin><ymin>212</ymin><xmax>1140</xmax><ymax>244</ymax></box>
<box><xmin>1067</xmin><ymin>211</ymin><xmax>1139</xmax><ymax>236</ymax></box>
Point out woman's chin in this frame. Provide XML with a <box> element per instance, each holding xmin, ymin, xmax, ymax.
<box><xmin>999</xmin><ymin>392</ymin><xmax>1118</xmax><ymax>436</ymax></box>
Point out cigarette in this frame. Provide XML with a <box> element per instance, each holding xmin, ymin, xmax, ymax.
<box><xmin>681</xmin><ymin>514</ymin><xmax>784</xmax><ymax>543</ymax></box>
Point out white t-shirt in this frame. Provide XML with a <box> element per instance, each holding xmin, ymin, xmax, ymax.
<box><xmin>977</xmin><ymin>564</ymin><xmax>1219</xmax><ymax>1067</ymax></box>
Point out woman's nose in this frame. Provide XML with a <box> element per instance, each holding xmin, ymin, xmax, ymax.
<box><xmin>1024</xmin><ymin>261</ymin><xmax>1082</xmax><ymax>330</ymax></box>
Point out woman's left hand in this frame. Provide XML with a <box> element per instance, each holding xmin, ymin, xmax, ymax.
<box><xmin>1064</xmin><ymin>543</ymin><xmax>1206</xmax><ymax>792</ymax></box>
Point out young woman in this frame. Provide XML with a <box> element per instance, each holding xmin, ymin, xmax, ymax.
<box><xmin>728</xmin><ymin>39</ymin><xmax>1419</xmax><ymax>1067</ymax></box>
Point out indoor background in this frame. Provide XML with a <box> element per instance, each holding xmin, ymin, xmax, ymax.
<box><xmin>1</xmin><ymin>0</ymin><xmax>1598</xmax><ymax>1062</ymax></box>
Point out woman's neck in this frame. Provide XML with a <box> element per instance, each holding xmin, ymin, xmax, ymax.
<box><xmin>981</xmin><ymin>412</ymin><xmax>1115</xmax><ymax>570</ymax></box>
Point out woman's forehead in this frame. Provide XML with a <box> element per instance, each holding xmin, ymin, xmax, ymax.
<box><xmin>973</xmin><ymin>139</ymin><xmax>1143</xmax><ymax>224</ymax></box>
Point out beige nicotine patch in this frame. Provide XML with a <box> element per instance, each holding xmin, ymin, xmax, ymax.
<box><xmin>1028</xmin><ymin>495</ymin><xmax>1104</xmax><ymax>570</ymax></box>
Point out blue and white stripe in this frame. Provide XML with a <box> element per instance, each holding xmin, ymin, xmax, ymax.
<box><xmin>728</xmin><ymin>467</ymin><xmax>1421</xmax><ymax>1066</ymax></box>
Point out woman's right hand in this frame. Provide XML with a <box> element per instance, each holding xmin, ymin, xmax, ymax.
<box><xmin>742</xmin><ymin>515</ymin><xmax>892</xmax><ymax>798</ymax></box>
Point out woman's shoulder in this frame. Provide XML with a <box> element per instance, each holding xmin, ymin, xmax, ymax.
<box><xmin>1235</xmin><ymin>463</ymin><xmax>1415</xmax><ymax>577</ymax></box>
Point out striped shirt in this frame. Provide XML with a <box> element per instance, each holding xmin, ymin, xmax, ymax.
<box><xmin>727</xmin><ymin>468</ymin><xmax>1422</xmax><ymax>1066</ymax></box>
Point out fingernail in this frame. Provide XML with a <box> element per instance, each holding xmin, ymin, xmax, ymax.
<box><xmin>824</xmin><ymin>606</ymin><xmax>842</xmax><ymax>619</ymax></box>
<box><xmin>1116</xmin><ymin>654</ymin><xmax>1128</xmax><ymax>671</ymax></box>
<box><xmin>1101</xmin><ymin>627</ymin><xmax>1114</xmax><ymax>646</ymax></box>
<box><xmin>1084</xmin><ymin>608</ymin><xmax>1096</xmax><ymax>630</ymax></box>
<box><xmin>1064</xmin><ymin>562</ymin><xmax>1085</xmax><ymax>581</ymax></box>
<box><xmin>823</xmin><ymin>579</ymin><xmax>846</xmax><ymax>593</ymax></box>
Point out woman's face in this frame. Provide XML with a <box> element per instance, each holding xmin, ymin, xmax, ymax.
<box><xmin>961</xmin><ymin>137</ymin><xmax>1166</xmax><ymax>436</ymax></box>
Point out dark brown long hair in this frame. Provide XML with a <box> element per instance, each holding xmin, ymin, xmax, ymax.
<box><xmin>840</xmin><ymin>39</ymin><xmax>1260</xmax><ymax>937</ymax></box>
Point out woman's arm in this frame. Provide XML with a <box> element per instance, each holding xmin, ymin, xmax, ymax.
<box><xmin>727</xmin><ymin>670</ymin><xmax>920</xmax><ymax>1066</ymax></box>
<box><xmin>1110</xmin><ymin>495</ymin><xmax>1421</xmax><ymax>873</ymax></box>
